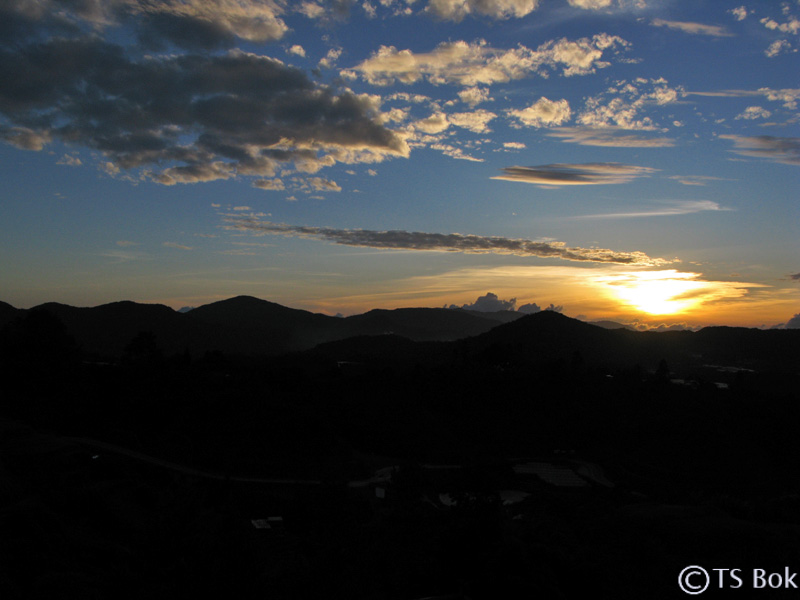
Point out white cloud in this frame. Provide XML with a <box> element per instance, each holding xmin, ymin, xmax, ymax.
<box><xmin>766</xmin><ymin>39</ymin><xmax>794</xmax><ymax>57</ymax></box>
<box><xmin>458</xmin><ymin>86</ymin><xmax>492</xmax><ymax>107</ymax></box>
<box><xmin>651</xmin><ymin>18</ymin><xmax>733</xmax><ymax>37</ymax></box>
<box><xmin>507</xmin><ymin>97</ymin><xmax>571</xmax><ymax>128</ymax></box>
<box><xmin>574</xmin><ymin>200</ymin><xmax>729</xmax><ymax>219</ymax></box>
<box><xmin>448</xmin><ymin>109</ymin><xmax>497</xmax><ymax>133</ymax></box>
<box><xmin>735</xmin><ymin>106</ymin><xmax>772</xmax><ymax>120</ymax></box>
<box><xmin>318</xmin><ymin>47</ymin><xmax>343</xmax><ymax>69</ymax></box>
<box><xmin>414</xmin><ymin>112</ymin><xmax>450</xmax><ymax>133</ymax></box>
<box><xmin>730</xmin><ymin>6</ymin><xmax>748</xmax><ymax>21</ymax></box>
<box><xmin>577</xmin><ymin>78</ymin><xmax>682</xmax><ymax>130</ymax></box>
<box><xmin>425</xmin><ymin>0</ymin><xmax>539</xmax><ymax>22</ymax></box>
<box><xmin>287</xmin><ymin>44</ymin><xmax>306</xmax><ymax>57</ymax></box>
<box><xmin>430</xmin><ymin>142</ymin><xmax>483</xmax><ymax>161</ymax></box>
<box><xmin>568</xmin><ymin>0</ymin><xmax>612</xmax><ymax>9</ymax></box>
<box><xmin>346</xmin><ymin>34</ymin><xmax>628</xmax><ymax>86</ymax></box>
<box><xmin>503</xmin><ymin>142</ymin><xmax>526</xmax><ymax>149</ymax></box>
<box><xmin>761</xmin><ymin>16</ymin><xmax>800</xmax><ymax>34</ymax></box>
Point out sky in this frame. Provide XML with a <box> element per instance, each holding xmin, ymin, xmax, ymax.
<box><xmin>0</xmin><ymin>0</ymin><xmax>798</xmax><ymax>329</ymax></box>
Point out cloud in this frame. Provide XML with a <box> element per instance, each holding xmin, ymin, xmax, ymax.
<box><xmin>414</xmin><ymin>112</ymin><xmax>450</xmax><ymax>133</ymax></box>
<box><xmin>430</xmin><ymin>142</ymin><xmax>483</xmax><ymax>161</ymax></box>
<box><xmin>791</xmin><ymin>273</ymin><xmax>800</xmax><ymax>281</ymax></box>
<box><xmin>318</xmin><ymin>47</ymin><xmax>343</xmax><ymax>69</ymax></box>
<box><xmin>547</xmin><ymin>127</ymin><xmax>675</xmax><ymax>147</ymax></box>
<box><xmin>735</xmin><ymin>106</ymin><xmax>772</xmax><ymax>120</ymax></box>
<box><xmin>448</xmin><ymin>109</ymin><xmax>497</xmax><ymax>133</ymax></box>
<box><xmin>507</xmin><ymin>97</ymin><xmax>571</xmax><ymax>128</ymax></box>
<box><xmin>765</xmin><ymin>39</ymin><xmax>794</xmax><ymax>57</ymax></box>
<box><xmin>0</xmin><ymin>36</ymin><xmax>409</xmax><ymax>183</ymax></box>
<box><xmin>225</xmin><ymin>218</ymin><xmax>669</xmax><ymax>265</ymax></box>
<box><xmin>568</xmin><ymin>0</ymin><xmax>612</xmax><ymax>9</ymax></box>
<box><xmin>651</xmin><ymin>19</ymin><xmax>733</xmax><ymax>37</ymax></box>
<box><xmin>56</xmin><ymin>154</ymin><xmax>82</xmax><ymax>167</ymax></box>
<box><xmin>307</xmin><ymin>177</ymin><xmax>342</xmax><ymax>192</ymax></box>
<box><xmin>686</xmin><ymin>87</ymin><xmax>800</xmax><ymax>109</ymax></box>
<box><xmin>503</xmin><ymin>142</ymin><xmax>526</xmax><ymax>149</ymax></box>
<box><xmin>492</xmin><ymin>163</ymin><xmax>657</xmax><ymax>186</ymax></box>
<box><xmin>425</xmin><ymin>0</ymin><xmax>539</xmax><ymax>22</ymax></box>
<box><xmin>577</xmin><ymin>78</ymin><xmax>682</xmax><ymax>130</ymax></box>
<box><xmin>784</xmin><ymin>313</ymin><xmax>800</xmax><ymax>329</ymax></box>
<box><xmin>1</xmin><ymin>0</ymin><xmax>291</xmax><ymax>50</ymax></box>
<box><xmin>116</xmin><ymin>240</ymin><xmax>139</xmax><ymax>247</ymax></box>
<box><xmin>163</xmin><ymin>242</ymin><xmax>193</xmax><ymax>250</ymax></box>
<box><xmin>574</xmin><ymin>200</ymin><xmax>729</xmax><ymax>219</ymax></box>
<box><xmin>452</xmin><ymin>292</ymin><xmax>516</xmax><ymax>311</ymax></box>
<box><xmin>0</xmin><ymin>126</ymin><xmax>51</xmax><ymax>150</ymax></box>
<box><xmin>288</xmin><ymin>45</ymin><xmax>306</xmax><ymax>57</ymax></box>
<box><xmin>667</xmin><ymin>175</ymin><xmax>726</xmax><ymax>186</ymax></box>
<box><xmin>253</xmin><ymin>178</ymin><xmax>286</xmax><ymax>190</ymax></box>
<box><xmin>458</xmin><ymin>86</ymin><xmax>492</xmax><ymax>107</ymax></box>
<box><xmin>345</xmin><ymin>34</ymin><xmax>628</xmax><ymax>86</ymax></box>
<box><xmin>761</xmin><ymin>16</ymin><xmax>800</xmax><ymax>35</ymax></box>
<box><xmin>730</xmin><ymin>6</ymin><xmax>748</xmax><ymax>21</ymax></box>
<box><xmin>720</xmin><ymin>135</ymin><xmax>800</xmax><ymax>166</ymax></box>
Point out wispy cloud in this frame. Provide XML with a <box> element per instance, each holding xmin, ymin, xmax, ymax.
<box><xmin>720</xmin><ymin>135</ymin><xmax>800</xmax><ymax>165</ymax></box>
<box><xmin>685</xmin><ymin>88</ymin><xmax>800</xmax><ymax>109</ymax></box>
<box><xmin>574</xmin><ymin>200</ymin><xmax>729</xmax><ymax>219</ymax></box>
<box><xmin>668</xmin><ymin>175</ymin><xmax>728</xmax><ymax>186</ymax></box>
<box><xmin>651</xmin><ymin>19</ymin><xmax>733</xmax><ymax>37</ymax></box>
<box><xmin>225</xmin><ymin>218</ymin><xmax>669</xmax><ymax>266</ymax></box>
<box><xmin>492</xmin><ymin>163</ymin><xmax>657</xmax><ymax>186</ymax></box>
<box><xmin>547</xmin><ymin>127</ymin><xmax>675</xmax><ymax>147</ymax></box>
<box><xmin>163</xmin><ymin>242</ymin><xmax>193</xmax><ymax>251</ymax></box>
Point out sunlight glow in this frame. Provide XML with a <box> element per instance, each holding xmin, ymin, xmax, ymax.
<box><xmin>597</xmin><ymin>271</ymin><xmax>709</xmax><ymax>315</ymax></box>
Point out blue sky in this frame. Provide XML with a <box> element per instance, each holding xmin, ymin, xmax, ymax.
<box><xmin>0</xmin><ymin>0</ymin><xmax>798</xmax><ymax>328</ymax></box>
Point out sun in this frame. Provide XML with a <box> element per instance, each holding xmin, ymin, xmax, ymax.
<box><xmin>601</xmin><ymin>271</ymin><xmax>706</xmax><ymax>316</ymax></box>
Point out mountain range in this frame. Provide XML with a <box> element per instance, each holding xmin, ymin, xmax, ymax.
<box><xmin>1</xmin><ymin>296</ymin><xmax>798</xmax><ymax>375</ymax></box>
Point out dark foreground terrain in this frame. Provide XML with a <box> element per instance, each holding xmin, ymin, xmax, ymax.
<box><xmin>1</xmin><ymin>299</ymin><xmax>799</xmax><ymax>599</ymax></box>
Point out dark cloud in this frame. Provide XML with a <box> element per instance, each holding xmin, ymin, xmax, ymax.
<box><xmin>0</xmin><ymin>35</ymin><xmax>408</xmax><ymax>183</ymax></box>
<box><xmin>225</xmin><ymin>217</ymin><xmax>668</xmax><ymax>266</ymax></box>
<box><xmin>452</xmin><ymin>292</ymin><xmax>516</xmax><ymax>312</ymax></box>
<box><xmin>720</xmin><ymin>135</ymin><xmax>800</xmax><ymax>166</ymax></box>
<box><xmin>0</xmin><ymin>0</ymin><xmax>289</xmax><ymax>50</ymax></box>
<box><xmin>791</xmin><ymin>273</ymin><xmax>800</xmax><ymax>280</ymax></box>
<box><xmin>492</xmin><ymin>163</ymin><xmax>657</xmax><ymax>186</ymax></box>
<box><xmin>787</xmin><ymin>313</ymin><xmax>800</xmax><ymax>329</ymax></box>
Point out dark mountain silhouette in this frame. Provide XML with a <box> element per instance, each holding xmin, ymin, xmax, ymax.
<box><xmin>0</xmin><ymin>296</ymin><xmax>523</xmax><ymax>359</ymax></box>
<box><xmin>343</xmin><ymin>307</ymin><xmax>506</xmax><ymax>341</ymax></box>
<box><xmin>460</xmin><ymin>308</ymin><xmax>525</xmax><ymax>324</ymax></box>
<box><xmin>0</xmin><ymin>300</ymin><xmax>23</xmax><ymax>329</ymax></box>
<box><xmin>588</xmin><ymin>319</ymin><xmax>633</xmax><ymax>330</ymax></box>
<box><xmin>2</xmin><ymin>296</ymin><xmax>799</xmax><ymax>373</ymax></box>
<box><xmin>28</xmin><ymin>300</ymin><xmax>191</xmax><ymax>358</ymax></box>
